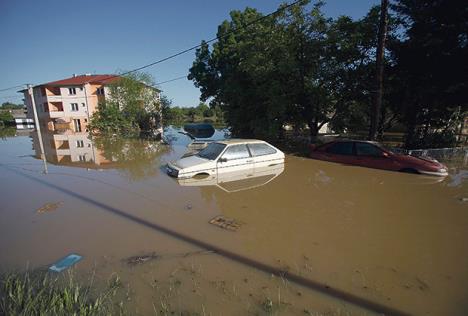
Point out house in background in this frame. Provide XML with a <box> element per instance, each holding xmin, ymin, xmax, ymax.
<box><xmin>19</xmin><ymin>74</ymin><xmax>160</xmax><ymax>133</ymax></box>
<box><xmin>11</xmin><ymin>108</ymin><xmax>34</xmax><ymax>129</ymax></box>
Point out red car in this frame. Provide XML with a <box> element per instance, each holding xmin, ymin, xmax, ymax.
<box><xmin>309</xmin><ymin>140</ymin><xmax>448</xmax><ymax>177</ymax></box>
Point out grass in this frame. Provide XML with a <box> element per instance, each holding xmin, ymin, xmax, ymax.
<box><xmin>0</xmin><ymin>270</ymin><xmax>125</xmax><ymax>316</ymax></box>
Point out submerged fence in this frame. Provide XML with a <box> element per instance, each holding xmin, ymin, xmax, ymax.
<box><xmin>392</xmin><ymin>147</ymin><xmax>468</xmax><ymax>166</ymax></box>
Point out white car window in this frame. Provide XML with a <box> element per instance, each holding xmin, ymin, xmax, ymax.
<box><xmin>248</xmin><ymin>143</ymin><xmax>277</xmax><ymax>156</ymax></box>
<box><xmin>221</xmin><ymin>144</ymin><xmax>250</xmax><ymax>160</ymax></box>
<box><xmin>197</xmin><ymin>143</ymin><xmax>226</xmax><ymax>160</ymax></box>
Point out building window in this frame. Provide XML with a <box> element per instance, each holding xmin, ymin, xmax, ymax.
<box><xmin>78</xmin><ymin>155</ymin><xmax>86</xmax><ymax>162</ymax></box>
<box><xmin>71</xmin><ymin>103</ymin><xmax>79</xmax><ymax>111</ymax></box>
<box><xmin>76</xmin><ymin>140</ymin><xmax>84</xmax><ymax>148</ymax></box>
<box><xmin>82</xmin><ymin>103</ymin><xmax>86</xmax><ymax>107</ymax></box>
<box><xmin>97</xmin><ymin>87</ymin><xmax>105</xmax><ymax>95</ymax></box>
<box><xmin>68</xmin><ymin>87</ymin><xmax>76</xmax><ymax>95</ymax></box>
<box><xmin>73</xmin><ymin>119</ymin><xmax>82</xmax><ymax>132</ymax></box>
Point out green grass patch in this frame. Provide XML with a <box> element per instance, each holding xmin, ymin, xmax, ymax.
<box><xmin>0</xmin><ymin>270</ymin><xmax>125</xmax><ymax>316</ymax></box>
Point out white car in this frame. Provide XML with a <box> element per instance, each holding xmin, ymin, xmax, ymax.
<box><xmin>166</xmin><ymin>139</ymin><xmax>285</xmax><ymax>179</ymax></box>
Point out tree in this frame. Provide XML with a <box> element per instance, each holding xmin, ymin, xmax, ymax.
<box><xmin>393</xmin><ymin>0</ymin><xmax>468</xmax><ymax>148</ymax></box>
<box><xmin>160</xmin><ymin>95</ymin><xmax>173</xmax><ymax>122</ymax></box>
<box><xmin>0</xmin><ymin>111</ymin><xmax>14</xmax><ymax>126</ymax></box>
<box><xmin>1</xmin><ymin>102</ymin><xmax>23</xmax><ymax>109</ymax></box>
<box><xmin>89</xmin><ymin>72</ymin><xmax>161</xmax><ymax>134</ymax></box>
<box><xmin>189</xmin><ymin>7</ymin><xmax>286</xmax><ymax>139</ymax></box>
<box><xmin>369</xmin><ymin>0</ymin><xmax>389</xmax><ymax>140</ymax></box>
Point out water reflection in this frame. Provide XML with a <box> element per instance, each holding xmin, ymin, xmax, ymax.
<box><xmin>2</xmin><ymin>126</ymin><xmax>467</xmax><ymax>316</ymax></box>
<box><xmin>177</xmin><ymin>163</ymin><xmax>285</xmax><ymax>193</ymax></box>
<box><xmin>31</xmin><ymin>129</ymin><xmax>168</xmax><ymax>180</ymax></box>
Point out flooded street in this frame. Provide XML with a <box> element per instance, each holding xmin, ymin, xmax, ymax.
<box><xmin>0</xmin><ymin>128</ymin><xmax>467</xmax><ymax>316</ymax></box>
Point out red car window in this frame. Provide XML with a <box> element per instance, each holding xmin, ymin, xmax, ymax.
<box><xmin>356</xmin><ymin>142</ymin><xmax>384</xmax><ymax>157</ymax></box>
<box><xmin>326</xmin><ymin>142</ymin><xmax>354</xmax><ymax>155</ymax></box>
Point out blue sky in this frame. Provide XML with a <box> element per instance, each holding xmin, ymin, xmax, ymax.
<box><xmin>0</xmin><ymin>0</ymin><xmax>379</xmax><ymax>107</ymax></box>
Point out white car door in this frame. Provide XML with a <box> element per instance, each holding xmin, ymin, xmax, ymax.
<box><xmin>216</xmin><ymin>144</ymin><xmax>254</xmax><ymax>175</ymax></box>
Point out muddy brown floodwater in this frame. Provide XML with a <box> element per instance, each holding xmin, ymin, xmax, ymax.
<box><xmin>0</xmin><ymin>127</ymin><xmax>467</xmax><ymax>315</ymax></box>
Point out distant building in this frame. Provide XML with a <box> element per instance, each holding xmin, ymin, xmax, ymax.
<box><xmin>9</xmin><ymin>108</ymin><xmax>34</xmax><ymax>129</ymax></box>
<box><xmin>19</xmin><ymin>74</ymin><xmax>160</xmax><ymax>132</ymax></box>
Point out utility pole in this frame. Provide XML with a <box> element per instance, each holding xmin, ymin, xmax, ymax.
<box><xmin>369</xmin><ymin>0</ymin><xmax>389</xmax><ymax>140</ymax></box>
<box><xmin>28</xmin><ymin>84</ymin><xmax>48</xmax><ymax>174</ymax></box>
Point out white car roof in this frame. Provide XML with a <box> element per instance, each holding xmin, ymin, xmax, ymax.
<box><xmin>215</xmin><ymin>139</ymin><xmax>267</xmax><ymax>145</ymax></box>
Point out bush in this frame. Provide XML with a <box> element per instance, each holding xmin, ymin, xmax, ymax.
<box><xmin>406</xmin><ymin>129</ymin><xmax>458</xmax><ymax>149</ymax></box>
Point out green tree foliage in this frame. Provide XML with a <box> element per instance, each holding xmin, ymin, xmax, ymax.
<box><xmin>89</xmin><ymin>72</ymin><xmax>161</xmax><ymax>134</ymax></box>
<box><xmin>0</xmin><ymin>111</ymin><xmax>14</xmax><ymax>125</ymax></box>
<box><xmin>392</xmin><ymin>0</ymin><xmax>468</xmax><ymax>148</ymax></box>
<box><xmin>188</xmin><ymin>1</ymin><xmax>389</xmax><ymax>140</ymax></box>
<box><xmin>162</xmin><ymin>102</ymin><xmax>224</xmax><ymax>124</ymax></box>
<box><xmin>189</xmin><ymin>0</ymin><xmax>465</xmax><ymax>148</ymax></box>
<box><xmin>1</xmin><ymin>102</ymin><xmax>23</xmax><ymax>109</ymax></box>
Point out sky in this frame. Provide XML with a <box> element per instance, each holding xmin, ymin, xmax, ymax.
<box><xmin>0</xmin><ymin>0</ymin><xmax>379</xmax><ymax>107</ymax></box>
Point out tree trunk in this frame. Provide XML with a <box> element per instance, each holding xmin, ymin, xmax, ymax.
<box><xmin>309</xmin><ymin>121</ymin><xmax>319</xmax><ymax>143</ymax></box>
<box><xmin>369</xmin><ymin>0</ymin><xmax>389</xmax><ymax>140</ymax></box>
<box><xmin>404</xmin><ymin>106</ymin><xmax>417</xmax><ymax>149</ymax></box>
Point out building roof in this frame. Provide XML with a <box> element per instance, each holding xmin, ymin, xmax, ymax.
<box><xmin>18</xmin><ymin>74</ymin><xmax>161</xmax><ymax>92</ymax></box>
<box><xmin>39</xmin><ymin>74</ymin><xmax>120</xmax><ymax>87</ymax></box>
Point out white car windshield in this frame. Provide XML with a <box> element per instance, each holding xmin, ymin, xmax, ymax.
<box><xmin>197</xmin><ymin>142</ymin><xmax>226</xmax><ymax>160</ymax></box>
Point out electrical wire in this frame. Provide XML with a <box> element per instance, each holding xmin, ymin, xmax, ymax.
<box><xmin>0</xmin><ymin>84</ymin><xmax>27</xmax><ymax>92</ymax></box>
<box><xmin>0</xmin><ymin>95</ymin><xmax>23</xmax><ymax>99</ymax></box>
<box><xmin>0</xmin><ymin>0</ymin><xmax>304</xmax><ymax>91</ymax></box>
<box><xmin>96</xmin><ymin>0</ymin><xmax>303</xmax><ymax>82</ymax></box>
<box><xmin>154</xmin><ymin>75</ymin><xmax>187</xmax><ymax>85</ymax></box>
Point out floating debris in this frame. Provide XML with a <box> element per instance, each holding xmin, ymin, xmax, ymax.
<box><xmin>459</xmin><ymin>197</ymin><xmax>468</xmax><ymax>202</ymax></box>
<box><xmin>49</xmin><ymin>253</ymin><xmax>82</xmax><ymax>272</ymax></box>
<box><xmin>124</xmin><ymin>252</ymin><xmax>159</xmax><ymax>266</ymax></box>
<box><xmin>415</xmin><ymin>277</ymin><xmax>430</xmax><ymax>291</ymax></box>
<box><xmin>209</xmin><ymin>215</ymin><xmax>242</xmax><ymax>231</ymax></box>
<box><xmin>37</xmin><ymin>201</ymin><xmax>63</xmax><ymax>214</ymax></box>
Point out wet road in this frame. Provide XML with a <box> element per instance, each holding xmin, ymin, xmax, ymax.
<box><xmin>0</xmin><ymin>128</ymin><xmax>467</xmax><ymax>315</ymax></box>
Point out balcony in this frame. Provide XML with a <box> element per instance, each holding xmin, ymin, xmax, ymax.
<box><xmin>55</xmin><ymin>140</ymin><xmax>70</xmax><ymax>150</ymax></box>
<box><xmin>42</xmin><ymin>102</ymin><xmax>64</xmax><ymax>118</ymax></box>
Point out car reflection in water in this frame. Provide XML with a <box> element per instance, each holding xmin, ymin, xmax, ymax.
<box><xmin>176</xmin><ymin>163</ymin><xmax>285</xmax><ymax>193</ymax></box>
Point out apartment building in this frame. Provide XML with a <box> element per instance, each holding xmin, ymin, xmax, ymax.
<box><xmin>20</xmin><ymin>74</ymin><xmax>160</xmax><ymax>133</ymax></box>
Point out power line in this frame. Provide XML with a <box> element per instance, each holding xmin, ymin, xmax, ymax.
<box><xmin>0</xmin><ymin>95</ymin><xmax>23</xmax><ymax>99</ymax></box>
<box><xmin>0</xmin><ymin>0</ymin><xmax>303</xmax><ymax>90</ymax></box>
<box><xmin>154</xmin><ymin>75</ymin><xmax>187</xmax><ymax>85</ymax></box>
<box><xmin>99</xmin><ymin>0</ymin><xmax>303</xmax><ymax>82</ymax></box>
<box><xmin>0</xmin><ymin>84</ymin><xmax>27</xmax><ymax>92</ymax></box>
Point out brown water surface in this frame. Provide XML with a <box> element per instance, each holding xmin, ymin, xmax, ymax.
<box><xmin>0</xmin><ymin>128</ymin><xmax>467</xmax><ymax>315</ymax></box>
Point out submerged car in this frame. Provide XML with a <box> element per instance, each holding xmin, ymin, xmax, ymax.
<box><xmin>309</xmin><ymin>140</ymin><xmax>448</xmax><ymax>177</ymax></box>
<box><xmin>167</xmin><ymin>139</ymin><xmax>285</xmax><ymax>179</ymax></box>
